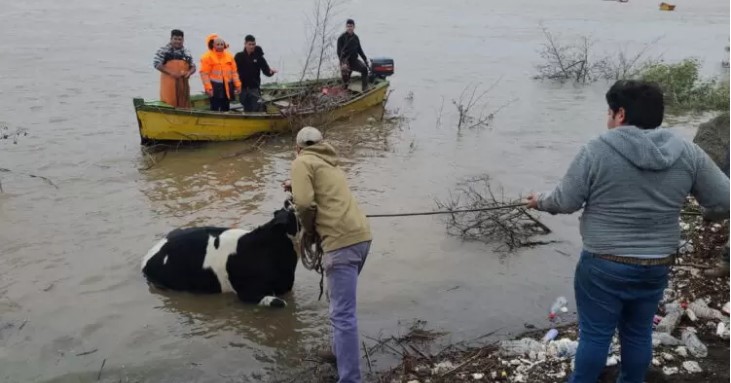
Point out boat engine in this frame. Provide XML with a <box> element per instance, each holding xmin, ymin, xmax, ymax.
<box><xmin>369</xmin><ymin>57</ymin><xmax>394</xmax><ymax>81</ymax></box>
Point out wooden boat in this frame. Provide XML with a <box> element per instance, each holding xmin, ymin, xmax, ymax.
<box><xmin>133</xmin><ymin>76</ymin><xmax>390</xmax><ymax>145</ymax></box>
<box><xmin>659</xmin><ymin>2</ymin><xmax>676</xmax><ymax>11</ymax></box>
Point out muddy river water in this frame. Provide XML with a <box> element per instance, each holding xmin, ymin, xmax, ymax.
<box><xmin>0</xmin><ymin>0</ymin><xmax>728</xmax><ymax>381</ymax></box>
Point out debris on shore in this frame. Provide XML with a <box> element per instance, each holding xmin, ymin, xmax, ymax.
<box><xmin>371</xmin><ymin>200</ymin><xmax>729</xmax><ymax>383</ymax></box>
<box><xmin>275</xmin><ymin>198</ymin><xmax>728</xmax><ymax>383</ymax></box>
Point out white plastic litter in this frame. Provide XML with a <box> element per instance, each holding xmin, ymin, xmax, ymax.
<box><xmin>688</xmin><ymin>300</ymin><xmax>725</xmax><ymax>320</ymax></box>
<box><xmin>498</xmin><ymin>338</ymin><xmax>544</xmax><ymax>357</ymax></box>
<box><xmin>547</xmin><ymin>338</ymin><xmax>579</xmax><ymax>358</ymax></box>
<box><xmin>549</xmin><ymin>296</ymin><xmax>569</xmax><ymax>319</ymax></box>
<box><xmin>541</xmin><ymin>329</ymin><xmax>559</xmax><ymax>343</ymax></box>
<box><xmin>686</xmin><ymin>308</ymin><xmax>698</xmax><ymax>322</ymax></box>
<box><xmin>431</xmin><ymin>361</ymin><xmax>455</xmax><ymax>374</ymax></box>
<box><xmin>675</xmin><ymin>346</ymin><xmax>688</xmax><ymax>357</ymax></box>
<box><xmin>682</xmin><ymin>361</ymin><xmax>703</xmax><ymax>373</ymax></box>
<box><xmin>681</xmin><ymin>328</ymin><xmax>708</xmax><ymax>358</ymax></box>
<box><xmin>656</xmin><ymin>302</ymin><xmax>684</xmax><ymax>334</ymax></box>
<box><xmin>652</xmin><ymin>332</ymin><xmax>682</xmax><ymax>347</ymax></box>
<box><xmin>717</xmin><ymin>322</ymin><xmax>729</xmax><ymax>339</ymax></box>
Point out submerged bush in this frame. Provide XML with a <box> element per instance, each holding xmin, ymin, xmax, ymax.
<box><xmin>639</xmin><ymin>58</ymin><xmax>729</xmax><ymax>113</ymax></box>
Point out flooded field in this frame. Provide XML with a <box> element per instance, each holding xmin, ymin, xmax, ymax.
<box><xmin>0</xmin><ymin>0</ymin><xmax>728</xmax><ymax>381</ymax></box>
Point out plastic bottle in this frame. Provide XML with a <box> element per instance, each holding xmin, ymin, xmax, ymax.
<box><xmin>681</xmin><ymin>328</ymin><xmax>708</xmax><ymax>358</ymax></box>
<box><xmin>688</xmin><ymin>300</ymin><xmax>724</xmax><ymax>320</ymax></box>
<box><xmin>656</xmin><ymin>302</ymin><xmax>683</xmax><ymax>334</ymax></box>
<box><xmin>549</xmin><ymin>296</ymin><xmax>569</xmax><ymax>319</ymax></box>
<box><xmin>542</xmin><ymin>329</ymin><xmax>559</xmax><ymax>343</ymax></box>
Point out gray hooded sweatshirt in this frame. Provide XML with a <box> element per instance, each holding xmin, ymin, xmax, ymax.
<box><xmin>537</xmin><ymin>125</ymin><xmax>729</xmax><ymax>257</ymax></box>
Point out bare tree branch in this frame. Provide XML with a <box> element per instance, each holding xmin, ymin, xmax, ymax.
<box><xmin>435</xmin><ymin>176</ymin><xmax>551</xmax><ymax>250</ymax></box>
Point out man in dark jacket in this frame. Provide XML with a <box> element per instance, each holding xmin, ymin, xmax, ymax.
<box><xmin>234</xmin><ymin>35</ymin><xmax>278</xmax><ymax>112</ymax></box>
<box><xmin>336</xmin><ymin>19</ymin><xmax>369</xmax><ymax>91</ymax></box>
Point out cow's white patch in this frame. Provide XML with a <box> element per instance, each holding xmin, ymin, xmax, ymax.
<box><xmin>258</xmin><ymin>295</ymin><xmax>287</xmax><ymax>307</ymax></box>
<box><xmin>142</xmin><ymin>238</ymin><xmax>168</xmax><ymax>270</ymax></box>
<box><xmin>163</xmin><ymin>256</ymin><xmax>168</xmax><ymax>265</ymax></box>
<box><xmin>202</xmin><ymin>229</ymin><xmax>249</xmax><ymax>294</ymax></box>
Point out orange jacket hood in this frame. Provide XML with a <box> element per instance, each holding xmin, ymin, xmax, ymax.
<box><xmin>205</xmin><ymin>33</ymin><xmax>229</xmax><ymax>51</ymax></box>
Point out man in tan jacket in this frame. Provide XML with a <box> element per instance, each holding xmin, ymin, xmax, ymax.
<box><xmin>286</xmin><ymin>126</ymin><xmax>371</xmax><ymax>383</ymax></box>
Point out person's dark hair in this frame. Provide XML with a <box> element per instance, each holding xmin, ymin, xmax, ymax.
<box><xmin>605</xmin><ymin>80</ymin><xmax>664</xmax><ymax>129</ymax></box>
<box><xmin>346</xmin><ymin>18</ymin><xmax>355</xmax><ymax>26</ymax></box>
<box><xmin>208</xmin><ymin>39</ymin><xmax>214</xmax><ymax>49</ymax></box>
<box><xmin>245</xmin><ymin>34</ymin><xmax>255</xmax><ymax>43</ymax></box>
<box><xmin>171</xmin><ymin>29</ymin><xmax>184</xmax><ymax>38</ymax></box>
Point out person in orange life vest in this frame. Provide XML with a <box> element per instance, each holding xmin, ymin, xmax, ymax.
<box><xmin>153</xmin><ymin>29</ymin><xmax>196</xmax><ymax>108</ymax></box>
<box><xmin>200</xmin><ymin>35</ymin><xmax>241</xmax><ymax>112</ymax></box>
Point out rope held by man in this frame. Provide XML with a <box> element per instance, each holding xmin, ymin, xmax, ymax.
<box><xmin>295</xmin><ymin>202</ymin><xmax>530</xmax><ymax>301</ymax></box>
<box><xmin>294</xmin><ymin>201</ymin><xmax>703</xmax><ymax>301</ymax></box>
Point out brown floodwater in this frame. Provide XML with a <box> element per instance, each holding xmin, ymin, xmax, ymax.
<box><xmin>0</xmin><ymin>0</ymin><xmax>728</xmax><ymax>381</ymax></box>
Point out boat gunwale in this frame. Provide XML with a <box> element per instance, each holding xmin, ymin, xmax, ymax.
<box><xmin>134</xmin><ymin>78</ymin><xmax>389</xmax><ymax>120</ymax></box>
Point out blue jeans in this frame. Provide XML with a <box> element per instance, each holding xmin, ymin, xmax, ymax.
<box><xmin>570</xmin><ymin>251</ymin><xmax>669</xmax><ymax>383</ymax></box>
<box><xmin>323</xmin><ymin>241</ymin><xmax>371</xmax><ymax>383</ymax></box>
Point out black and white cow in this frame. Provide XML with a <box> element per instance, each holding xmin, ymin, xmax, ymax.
<box><xmin>141</xmin><ymin>202</ymin><xmax>299</xmax><ymax>307</ymax></box>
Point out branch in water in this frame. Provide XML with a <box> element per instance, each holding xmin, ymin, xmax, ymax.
<box><xmin>435</xmin><ymin>175</ymin><xmax>550</xmax><ymax>250</ymax></box>
<box><xmin>0</xmin><ymin>168</ymin><xmax>59</xmax><ymax>190</ymax></box>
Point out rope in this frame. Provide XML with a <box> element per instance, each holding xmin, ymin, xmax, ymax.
<box><xmin>365</xmin><ymin>203</ymin><xmax>527</xmax><ymax>218</ymax></box>
<box><xmin>299</xmin><ymin>231</ymin><xmax>326</xmax><ymax>301</ymax></box>
<box><xmin>365</xmin><ymin>205</ymin><xmax>704</xmax><ymax>218</ymax></box>
<box><xmin>293</xmin><ymin>198</ymin><xmax>706</xmax><ymax>301</ymax></box>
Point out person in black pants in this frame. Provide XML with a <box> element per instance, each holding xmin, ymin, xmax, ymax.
<box><xmin>337</xmin><ymin>19</ymin><xmax>369</xmax><ymax>91</ymax></box>
<box><xmin>234</xmin><ymin>35</ymin><xmax>278</xmax><ymax>112</ymax></box>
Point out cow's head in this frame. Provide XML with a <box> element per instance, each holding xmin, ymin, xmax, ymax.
<box><xmin>272</xmin><ymin>197</ymin><xmax>299</xmax><ymax>239</ymax></box>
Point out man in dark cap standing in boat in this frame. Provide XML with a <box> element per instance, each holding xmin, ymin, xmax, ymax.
<box><xmin>337</xmin><ymin>19</ymin><xmax>369</xmax><ymax>91</ymax></box>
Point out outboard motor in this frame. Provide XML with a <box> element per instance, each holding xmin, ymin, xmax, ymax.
<box><xmin>369</xmin><ymin>57</ymin><xmax>395</xmax><ymax>81</ymax></box>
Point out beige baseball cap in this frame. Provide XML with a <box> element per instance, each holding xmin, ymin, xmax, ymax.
<box><xmin>296</xmin><ymin>126</ymin><xmax>323</xmax><ymax>147</ymax></box>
